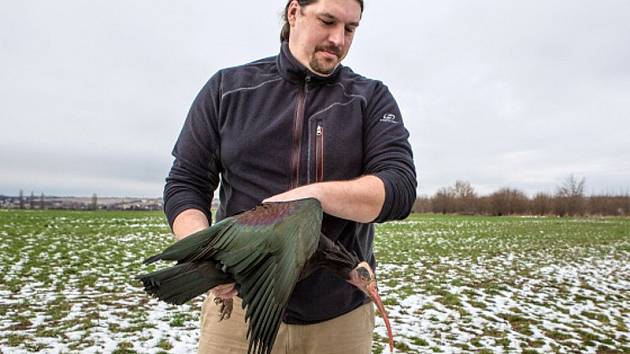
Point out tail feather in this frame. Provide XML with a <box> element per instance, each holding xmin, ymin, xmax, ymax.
<box><xmin>136</xmin><ymin>261</ymin><xmax>232</xmax><ymax>305</ymax></box>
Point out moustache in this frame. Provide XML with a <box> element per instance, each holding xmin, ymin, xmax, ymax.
<box><xmin>316</xmin><ymin>45</ymin><xmax>342</xmax><ymax>57</ymax></box>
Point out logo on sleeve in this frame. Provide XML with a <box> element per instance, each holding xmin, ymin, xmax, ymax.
<box><xmin>380</xmin><ymin>113</ymin><xmax>398</xmax><ymax>124</ymax></box>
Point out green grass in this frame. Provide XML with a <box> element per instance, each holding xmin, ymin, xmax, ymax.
<box><xmin>370</xmin><ymin>214</ymin><xmax>630</xmax><ymax>353</ymax></box>
<box><xmin>0</xmin><ymin>210</ymin><xmax>629</xmax><ymax>353</ymax></box>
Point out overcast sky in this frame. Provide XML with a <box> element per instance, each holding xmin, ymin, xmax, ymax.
<box><xmin>1</xmin><ymin>0</ymin><xmax>629</xmax><ymax>198</ymax></box>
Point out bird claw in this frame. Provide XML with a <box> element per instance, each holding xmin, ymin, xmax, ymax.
<box><xmin>214</xmin><ymin>297</ymin><xmax>233</xmax><ymax>321</ymax></box>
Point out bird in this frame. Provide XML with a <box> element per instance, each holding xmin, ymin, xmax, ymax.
<box><xmin>136</xmin><ymin>198</ymin><xmax>394</xmax><ymax>354</ymax></box>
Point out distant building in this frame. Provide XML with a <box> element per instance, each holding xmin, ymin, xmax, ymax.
<box><xmin>0</xmin><ymin>195</ymin><xmax>164</xmax><ymax>211</ymax></box>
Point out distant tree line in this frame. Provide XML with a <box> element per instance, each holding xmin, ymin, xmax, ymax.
<box><xmin>412</xmin><ymin>176</ymin><xmax>630</xmax><ymax>217</ymax></box>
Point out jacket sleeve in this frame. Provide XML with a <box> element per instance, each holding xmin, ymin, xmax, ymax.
<box><xmin>363</xmin><ymin>82</ymin><xmax>417</xmax><ymax>222</ymax></box>
<box><xmin>163</xmin><ymin>73</ymin><xmax>223</xmax><ymax>229</ymax></box>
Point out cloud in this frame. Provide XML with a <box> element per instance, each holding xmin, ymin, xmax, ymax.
<box><xmin>1</xmin><ymin>0</ymin><xmax>629</xmax><ymax>197</ymax></box>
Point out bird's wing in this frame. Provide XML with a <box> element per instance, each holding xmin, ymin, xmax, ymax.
<box><xmin>202</xmin><ymin>198</ymin><xmax>323</xmax><ymax>354</ymax></box>
<box><xmin>137</xmin><ymin>260</ymin><xmax>233</xmax><ymax>305</ymax></box>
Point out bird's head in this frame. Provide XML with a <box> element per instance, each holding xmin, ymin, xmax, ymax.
<box><xmin>346</xmin><ymin>261</ymin><xmax>394</xmax><ymax>353</ymax></box>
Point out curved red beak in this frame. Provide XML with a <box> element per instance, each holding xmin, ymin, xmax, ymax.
<box><xmin>366</xmin><ymin>281</ymin><xmax>394</xmax><ymax>352</ymax></box>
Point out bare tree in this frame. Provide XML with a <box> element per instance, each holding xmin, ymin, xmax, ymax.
<box><xmin>432</xmin><ymin>187</ymin><xmax>456</xmax><ymax>214</ymax></box>
<box><xmin>531</xmin><ymin>192</ymin><xmax>553</xmax><ymax>215</ymax></box>
<box><xmin>412</xmin><ymin>196</ymin><xmax>432</xmax><ymax>213</ymax></box>
<box><xmin>588</xmin><ymin>194</ymin><xmax>630</xmax><ymax>216</ymax></box>
<box><xmin>452</xmin><ymin>180</ymin><xmax>477</xmax><ymax>214</ymax></box>
<box><xmin>19</xmin><ymin>190</ymin><xmax>24</xmax><ymax>209</ymax></box>
<box><xmin>557</xmin><ymin>174</ymin><xmax>586</xmax><ymax>198</ymax></box>
<box><xmin>487</xmin><ymin>188</ymin><xmax>529</xmax><ymax>216</ymax></box>
<box><xmin>555</xmin><ymin>174</ymin><xmax>586</xmax><ymax>216</ymax></box>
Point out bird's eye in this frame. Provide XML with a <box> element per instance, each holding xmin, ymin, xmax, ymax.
<box><xmin>357</xmin><ymin>267</ymin><xmax>371</xmax><ymax>282</ymax></box>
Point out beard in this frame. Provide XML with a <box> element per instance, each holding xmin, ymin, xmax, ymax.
<box><xmin>309</xmin><ymin>45</ymin><xmax>343</xmax><ymax>75</ymax></box>
<box><xmin>310</xmin><ymin>57</ymin><xmax>336</xmax><ymax>75</ymax></box>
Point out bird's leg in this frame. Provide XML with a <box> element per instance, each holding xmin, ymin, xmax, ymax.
<box><xmin>213</xmin><ymin>297</ymin><xmax>234</xmax><ymax>321</ymax></box>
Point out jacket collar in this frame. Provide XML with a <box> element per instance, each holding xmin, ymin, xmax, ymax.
<box><xmin>277</xmin><ymin>41</ymin><xmax>342</xmax><ymax>85</ymax></box>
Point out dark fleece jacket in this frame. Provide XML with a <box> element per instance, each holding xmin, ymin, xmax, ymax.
<box><xmin>164</xmin><ymin>42</ymin><xmax>417</xmax><ymax>324</ymax></box>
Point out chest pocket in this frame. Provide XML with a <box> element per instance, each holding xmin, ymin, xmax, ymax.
<box><xmin>307</xmin><ymin>98</ymin><xmax>365</xmax><ymax>183</ymax></box>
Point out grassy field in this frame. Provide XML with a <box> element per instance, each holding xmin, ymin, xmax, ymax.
<box><xmin>0</xmin><ymin>210</ymin><xmax>628</xmax><ymax>353</ymax></box>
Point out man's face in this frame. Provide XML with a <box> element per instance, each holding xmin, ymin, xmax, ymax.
<box><xmin>287</xmin><ymin>0</ymin><xmax>361</xmax><ymax>76</ymax></box>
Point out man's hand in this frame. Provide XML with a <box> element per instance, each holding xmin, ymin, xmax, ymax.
<box><xmin>172</xmin><ymin>209</ymin><xmax>210</xmax><ymax>241</ymax></box>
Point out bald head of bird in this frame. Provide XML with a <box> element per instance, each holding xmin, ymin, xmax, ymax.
<box><xmin>346</xmin><ymin>261</ymin><xmax>394</xmax><ymax>353</ymax></box>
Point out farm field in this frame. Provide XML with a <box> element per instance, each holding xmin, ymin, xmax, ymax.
<box><xmin>0</xmin><ymin>210</ymin><xmax>628</xmax><ymax>353</ymax></box>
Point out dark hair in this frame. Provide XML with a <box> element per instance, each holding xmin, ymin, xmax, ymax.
<box><xmin>280</xmin><ymin>0</ymin><xmax>364</xmax><ymax>42</ymax></box>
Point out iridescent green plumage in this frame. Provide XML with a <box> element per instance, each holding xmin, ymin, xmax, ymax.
<box><xmin>137</xmin><ymin>198</ymin><xmax>323</xmax><ymax>354</ymax></box>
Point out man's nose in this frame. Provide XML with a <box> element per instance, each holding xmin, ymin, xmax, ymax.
<box><xmin>328</xmin><ymin>25</ymin><xmax>345</xmax><ymax>49</ymax></box>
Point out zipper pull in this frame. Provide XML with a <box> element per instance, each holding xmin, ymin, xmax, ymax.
<box><xmin>305</xmin><ymin>76</ymin><xmax>311</xmax><ymax>91</ymax></box>
<box><xmin>316</xmin><ymin>125</ymin><xmax>322</xmax><ymax>136</ymax></box>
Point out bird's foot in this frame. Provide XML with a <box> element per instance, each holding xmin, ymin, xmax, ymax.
<box><xmin>213</xmin><ymin>297</ymin><xmax>233</xmax><ymax>321</ymax></box>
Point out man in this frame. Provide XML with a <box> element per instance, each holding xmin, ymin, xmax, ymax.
<box><xmin>163</xmin><ymin>0</ymin><xmax>416</xmax><ymax>353</ymax></box>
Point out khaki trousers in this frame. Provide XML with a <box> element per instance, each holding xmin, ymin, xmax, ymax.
<box><xmin>198</xmin><ymin>295</ymin><xmax>375</xmax><ymax>354</ymax></box>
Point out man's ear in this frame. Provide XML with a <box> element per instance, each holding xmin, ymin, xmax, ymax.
<box><xmin>287</xmin><ymin>0</ymin><xmax>299</xmax><ymax>27</ymax></box>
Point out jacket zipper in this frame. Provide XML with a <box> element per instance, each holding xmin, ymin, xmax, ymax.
<box><xmin>315</xmin><ymin>124</ymin><xmax>324</xmax><ymax>182</ymax></box>
<box><xmin>290</xmin><ymin>76</ymin><xmax>310</xmax><ymax>188</ymax></box>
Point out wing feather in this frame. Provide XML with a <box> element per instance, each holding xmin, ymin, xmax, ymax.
<box><xmin>247</xmin><ymin>263</ymin><xmax>276</xmax><ymax>324</ymax></box>
<box><xmin>260</xmin><ymin>304</ymin><xmax>283</xmax><ymax>354</ymax></box>
<box><xmin>143</xmin><ymin>219</ymin><xmax>233</xmax><ymax>264</ymax></box>
<box><xmin>236</xmin><ymin>251</ymin><xmax>268</xmax><ymax>276</ymax></box>
<box><xmin>243</xmin><ymin>263</ymin><xmax>275</xmax><ymax>318</ymax></box>
<box><xmin>240</xmin><ymin>260</ymin><xmax>272</xmax><ymax>300</ymax></box>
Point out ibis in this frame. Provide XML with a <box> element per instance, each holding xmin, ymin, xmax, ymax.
<box><xmin>137</xmin><ymin>198</ymin><xmax>394</xmax><ymax>354</ymax></box>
